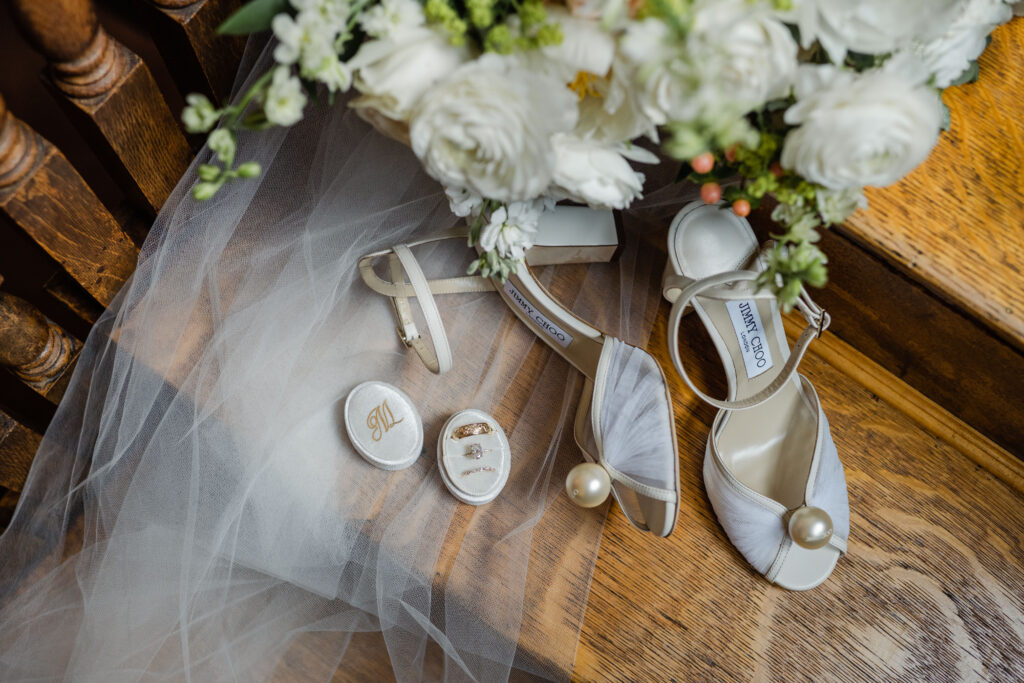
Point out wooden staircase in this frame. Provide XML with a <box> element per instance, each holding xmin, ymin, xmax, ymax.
<box><xmin>0</xmin><ymin>3</ymin><xmax>1021</xmax><ymax>679</ymax></box>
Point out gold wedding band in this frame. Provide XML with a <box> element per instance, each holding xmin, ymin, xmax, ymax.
<box><xmin>451</xmin><ymin>422</ymin><xmax>493</xmax><ymax>440</ymax></box>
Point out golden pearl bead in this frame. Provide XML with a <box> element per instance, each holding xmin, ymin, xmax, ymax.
<box><xmin>565</xmin><ymin>463</ymin><xmax>611</xmax><ymax>508</ymax></box>
<box><xmin>788</xmin><ymin>506</ymin><xmax>833</xmax><ymax>550</ymax></box>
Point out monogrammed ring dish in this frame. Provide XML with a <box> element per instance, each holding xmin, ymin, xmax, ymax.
<box><xmin>344</xmin><ymin>380</ymin><xmax>423</xmax><ymax>471</ymax></box>
<box><xmin>662</xmin><ymin>200</ymin><xmax>850</xmax><ymax>590</ymax></box>
<box><xmin>437</xmin><ymin>409</ymin><xmax>511</xmax><ymax>505</ymax></box>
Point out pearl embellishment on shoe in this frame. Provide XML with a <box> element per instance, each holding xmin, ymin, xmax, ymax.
<box><xmin>565</xmin><ymin>463</ymin><xmax>611</xmax><ymax>508</ymax></box>
<box><xmin>788</xmin><ymin>506</ymin><xmax>833</xmax><ymax>550</ymax></box>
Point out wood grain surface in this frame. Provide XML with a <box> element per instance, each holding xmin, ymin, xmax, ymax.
<box><xmin>571</xmin><ymin>303</ymin><xmax>1024</xmax><ymax>681</ymax></box>
<box><xmin>750</xmin><ymin>213</ymin><xmax>1024</xmax><ymax>457</ymax></box>
<box><xmin>0</xmin><ymin>96</ymin><xmax>139</xmax><ymax>307</ymax></box>
<box><xmin>842</xmin><ymin>19</ymin><xmax>1024</xmax><ymax>352</ymax></box>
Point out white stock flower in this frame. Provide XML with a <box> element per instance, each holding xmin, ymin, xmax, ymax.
<box><xmin>781</xmin><ymin>0</ymin><xmax>962</xmax><ymax>64</ymax></box>
<box><xmin>410</xmin><ymin>56</ymin><xmax>578</xmax><ymax>202</ymax></box>
<box><xmin>478</xmin><ymin>202</ymin><xmax>544</xmax><ymax>260</ymax></box>
<box><xmin>348</xmin><ymin>27</ymin><xmax>470</xmax><ymax>121</ymax></box>
<box><xmin>549</xmin><ymin>135</ymin><xmax>657</xmax><ymax>209</ymax></box>
<box><xmin>445</xmin><ymin>185</ymin><xmax>484</xmax><ymax>218</ymax></box>
<box><xmin>182</xmin><ymin>93</ymin><xmax>218</xmax><ymax>133</ymax></box>
<box><xmin>781</xmin><ymin>65</ymin><xmax>942</xmax><ymax>189</ymax></box>
<box><xmin>272</xmin><ymin>11</ymin><xmax>332</xmax><ymax>66</ymax></box>
<box><xmin>904</xmin><ymin>0</ymin><xmax>1013</xmax><ymax>87</ymax></box>
<box><xmin>264</xmin><ymin>67</ymin><xmax>308</xmax><ymax>127</ymax></box>
<box><xmin>291</xmin><ymin>0</ymin><xmax>350</xmax><ymax>27</ymax></box>
<box><xmin>359</xmin><ymin>0</ymin><xmax>425</xmax><ymax>38</ymax></box>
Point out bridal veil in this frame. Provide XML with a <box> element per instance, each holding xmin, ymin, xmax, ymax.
<box><xmin>0</xmin><ymin>40</ymin><xmax>674</xmax><ymax>681</ymax></box>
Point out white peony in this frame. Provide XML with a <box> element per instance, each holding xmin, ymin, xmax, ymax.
<box><xmin>903</xmin><ymin>0</ymin><xmax>1013</xmax><ymax>87</ymax></box>
<box><xmin>410</xmin><ymin>55</ymin><xmax>578</xmax><ymax>203</ymax></box>
<box><xmin>478</xmin><ymin>201</ymin><xmax>545</xmax><ymax>260</ymax></box>
<box><xmin>532</xmin><ymin>7</ymin><xmax>616</xmax><ymax>82</ymax></box>
<box><xmin>781</xmin><ymin>0</ymin><xmax>962</xmax><ymax>64</ymax></box>
<box><xmin>264</xmin><ymin>66</ymin><xmax>308</xmax><ymax>127</ymax></box>
<box><xmin>359</xmin><ymin>0</ymin><xmax>424</xmax><ymax>39</ymax></box>
<box><xmin>549</xmin><ymin>134</ymin><xmax>657</xmax><ymax>209</ymax></box>
<box><xmin>781</xmin><ymin>65</ymin><xmax>942</xmax><ymax>189</ymax></box>
<box><xmin>348</xmin><ymin>27</ymin><xmax>470</xmax><ymax>121</ymax></box>
<box><xmin>575</xmin><ymin>55</ymin><xmax>659</xmax><ymax>143</ymax></box>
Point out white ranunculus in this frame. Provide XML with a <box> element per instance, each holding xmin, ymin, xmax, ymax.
<box><xmin>410</xmin><ymin>55</ymin><xmax>578</xmax><ymax>202</ymax></box>
<box><xmin>359</xmin><ymin>0</ymin><xmax>424</xmax><ymax>39</ymax></box>
<box><xmin>781</xmin><ymin>65</ymin><xmax>942</xmax><ymax>189</ymax></box>
<box><xmin>781</xmin><ymin>0</ymin><xmax>962</xmax><ymax>64</ymax></box>
<box><xmin>691</xmin><ymin>0</ymin><xmax>798</xmax><ymax>104</ymax></box>
<box><xmin>549</xmin><ymin>134</ymin><xmax>657</xmax><ymax>209</ymax></box>
<box><xmin>904</xmin><ymin>0</ymin><xmax>1012</xmax><ymax>87</ymax></box>
<box><xmin>348</xmin><ymin>27</ymin><xmax>470</xmax><ymax>121</ymax></box>
<box><xmin>478</xmin><ymin>202</ymin><xmax>545</xmax><ymax>260</ymax></box>
<box><xmin>264</xmin><ymin>67</ymin><xmax>308</xmax><ymax>127</ymax></box>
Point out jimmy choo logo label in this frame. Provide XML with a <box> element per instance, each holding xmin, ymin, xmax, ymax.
<box><xmin>367</xmin><ymin>400</ymin><xmax>404</xmax><ymax>442</ymax></box>
<box><xmin>726</xmin><ymin>299</ymin><xmax>774</xmax><ymax>380</ymax></box>
<box><xmin>502</xmin><ymin>280</ymin><xmax>574</xmax><ymax>348</ymax></box>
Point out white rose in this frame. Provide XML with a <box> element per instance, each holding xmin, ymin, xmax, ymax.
<box><xmin>619</xmin><ymin>19</ymin><xmax>695</xmax><ymax>126</ymax></box>
<box><xmin>264</xmin><ymin>66</ymin><xmax>308</xmax><ymax>127</ymax></box>
<box><xmin>479</xmin><ymin>202</ymin><xmax>544</xmax><ymax>260</ymax></box>
<box><xmin>781</xmin><ymin>65</ymin><xmax>942</xmax><ymax>189</ymax></box>
<box><xmin>410</xmin><ymin>55</ymin><xmax>578</xmax><ymax>202</ymax></box>
<box><xmin>903</xmin><ymin>0</ymin><xmax>1012</xmax><ymax>87</ymax></box>
<box><xmin>782</xmin><ymin>0</ymin><xmax>962</xmax><ymax>64</ymax></box>
<box><xmin>549</xmin><ymin>134</ymin><xmax>657</xmax><ymax>209</ymax></box>
<box><xmin>691</xmin><ymin>0</ymin><xmax>797</xmax><ymax>104</ymax></box>
<box><xmin>348</xmin><ymin>27</ymin><xmax>470</xmax><ymax>121</ymax></box>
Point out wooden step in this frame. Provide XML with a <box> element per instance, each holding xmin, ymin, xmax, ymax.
<box><xmin>573</xmin><ymin>300</ymin><xmax>1024</xmax><ymax>680</ymax></box>
<box><xmin>762</xmin><ymin>18</ymin><xmax>1024</xmax><ymax>457</ymax></box>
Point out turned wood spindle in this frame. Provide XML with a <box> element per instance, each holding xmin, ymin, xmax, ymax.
<box><xmin>9</xmin><ymin>0</ymin><xmax>193</xmax><ymax>212</ymax></box>
<box><xmin>10</xmin><ymin>0</ymin><xmax>125</xmax><ymax>99</ymax></box>
<box><xmin>0</xmin><ymin>290</ymin><xmax>80</xmax><ymax>399</ymax></box>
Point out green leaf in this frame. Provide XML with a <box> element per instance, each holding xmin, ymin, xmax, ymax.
<box><xmin>218</xmin><ymin>0</ymin><xmax>291</xmax><ymax>35</ymax></box>
<box><xmin>949</xmin><ymin>60</ymin><xmax>980</xmax><ymax>87</ymax></box>
<box><xmin>939</xmin><ymin>100</ymin><xmax>951</xmax><ymax>131</ymax></box>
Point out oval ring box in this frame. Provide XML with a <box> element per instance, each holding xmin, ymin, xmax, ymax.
<box><xmin>437</xmin><ymin>409</ymin><xmax>511</xmax><ymax>505</ymax></box>
<box><xmin>344</xmin><ymin>381</ymin><xmax>423</xmax><ymax>471</ymax></box>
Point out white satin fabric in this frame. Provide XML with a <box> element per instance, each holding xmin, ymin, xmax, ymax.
<box><xmin>0</xmin><ymin>41</ymin><xmax>673</xmax><ymax>681</ymax></box>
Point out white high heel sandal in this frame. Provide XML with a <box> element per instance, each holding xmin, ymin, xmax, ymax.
<box><xmin>663</xmin><ymin>201</ymin><xmax>849</xmax><ymax>589</ymax></box>
<box><xmin>359</xmin><ymin>207</ymin><xmax>680</xmax><ymax>537</ymax></box>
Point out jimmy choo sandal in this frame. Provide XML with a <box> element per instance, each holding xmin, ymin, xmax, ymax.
<box><xmin>663</xmin><ymin>201</ymin><xmax>849</xmax><ymax>589</ymax></box>
<box><xmin>486</xmin><ymin>244</ymin><xmax>680</xmax><ymax>537</ymax></box>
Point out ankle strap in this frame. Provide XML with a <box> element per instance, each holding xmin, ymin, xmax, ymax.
<box><xmin>667</xmin><ymin>270</ymin><xmax>830</xmax><ymax>411</ymax></box>
<box><xmin>358</xmin><ymin>233</ymin><xmax>494</xmax><ymax>374</ymax></box>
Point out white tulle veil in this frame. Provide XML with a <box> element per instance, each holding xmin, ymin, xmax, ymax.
<box><xmin>0</xmin><ymin>40</ymin><xmax>683</xmax><ymax>681</ymax></box>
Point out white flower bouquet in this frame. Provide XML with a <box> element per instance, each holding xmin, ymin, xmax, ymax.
<box><xmin>183</xmin><ymin>0</ymin><xmax>1015</xmax><ymax>303</ymax></box>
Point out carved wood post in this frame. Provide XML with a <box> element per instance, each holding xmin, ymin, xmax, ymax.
<box><xmin>0</xmin><ymin>93</ymin><xmax>139</xmax><ymax>307</ymax></box>
<box><xmin>144</xmin><ymin>0</ymin><xmax>246</xmax><ymax>105</ymax></box>
<box><xmin>0</xmin><ymin>409</ymin><xmax>41</xmax><ymax>493</ymax></box>
<box><xmin>9</xmin><ymin>0</ymin><xmax>193</xmax><ymax>213</ymax></box>
<box><xmin>0</xmin><ymin>289</ymin><xmax>81</xmax><ymax>402</ymax></box>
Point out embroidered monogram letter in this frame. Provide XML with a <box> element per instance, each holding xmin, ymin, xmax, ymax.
<box><xmin>367</xmin><ymin>400</ymin><xmax>404</xmax><ymax>442</ymax></box>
